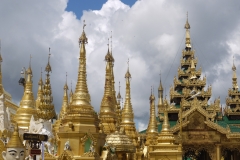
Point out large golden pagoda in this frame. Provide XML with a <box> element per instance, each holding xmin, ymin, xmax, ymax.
<box><xmin>99</xmin><ymin>44</ymin><xmax>117</xmax><ymax>134</ymax></box>
<box><xmin>120</xmin><ymin>60</ymin><xmax>138</xmax><ymax>160</ymax></box>
<box><xmin>56</xmin><ymin>24</ymin><xmax>105</xmax><ymax>159</ymax></box>
<box><xmin>14</xmin><ymin>60</ymin><xmax>36</xmax><ymax>131</ymax></box>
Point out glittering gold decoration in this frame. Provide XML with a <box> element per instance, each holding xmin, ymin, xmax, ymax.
<box><xmin>105</xmin><ymin>127</ymin><xmax>135</xmax><ymax>153</ymax></box>
<box><xmin>37</xmin><ymin>50</ymin><xmax>56</xmax><ymax>120</ymax></box>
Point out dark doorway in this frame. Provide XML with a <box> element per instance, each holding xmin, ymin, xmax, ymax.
<box><xmin>196</xmin><ymin>150</ymin><xmax>211</xmax><ymax>160</ymax></box>
<box><xmin>224</xmin><ymin>149</ymin><xmax>240</xmax><ymax>160</ymax></box>
<box><xmin>184</xmin><ymin>149</ymin><xmax>211</xmax><ymax>160</ymax></box>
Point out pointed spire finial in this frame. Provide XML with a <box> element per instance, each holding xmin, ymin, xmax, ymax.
<box><xmin>125</xmin><ymin>58</ymin><xmax>131</xmax><ymax>79</ymax></box>
<box><xmin>117</xmin><ymin>81</ymin><xmax>122</xmax><ymax>100</ymax></box>
<box><xmin>38</xmin><ymin>67</ymin><xmax>43</xmax><ymax>85</ymax></box>
<box><xmin>83</xmin><ymin>20</ymin><xmax>86</xmax><ymax>31</ymax></box>
<box><xmin>27</xmin><ymin>54</ymin><xmax>32</xmax><ymax>74</ymax></box>
<box><xmin>29</xmin><ymin>54</ymin><xmax>32</xmax><ymax>68</ymax></box>
<box><xmin>49</xmin><ymin>47</ymin><xmax>51</xmax><ymax>60</ymax></box>
<box><xmin>185</xmin><ymin>12</ymin><xmax>190</xmax><ymax>29</ymax></box>
<box><xmin>45</xmin><ymin>48</ymin><xmax>52</xmax><ymax>73</ymax></box>
<box><xmin>232</xmin><ymin>56</ymin><xmax>236</xmax><ymax>71</ymax></box>
<box><xmin>0</xmin><ymin>39</ymin><xmax>2</xmax><ymax>63</ymax></box>
<box><xmin>105</xmin><ymin>38</ymin><xmax>112</xmax><ymax>62</ymax></box>
<box><xmin>110</xmin><ymin>31</ymin><xmax>112</xmax><ymax>53</ymax></box>
<box><xmin>64</xmin><ymin>72</ymin><xmax>68</xmax><ymax>90</ymax></box>
<box><xmin>119</xmin><ymin>81</ymin><xmax>121</xmax><ymax>91</ymax></box>
<box><xmin>65</xmin><ymin>72</ymin><xmax>68</xmax><ymax>84</ymax></box>
<box><xmin>79</xmin><ymin>20</ymin><xmax>88</xmax><ymax>45</ymax></box>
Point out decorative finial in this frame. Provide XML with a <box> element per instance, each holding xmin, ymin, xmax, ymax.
<box><xmin>27</xmin><ymin>54</ymin><xmax>32</xmax><ymax>74</ymax></box>
<box><xmin>83</xmin><ymin>20</ymin><xmax>86</xmax><ymax>31</ymax></box>
<box><xmin>45</xmin><ymin>48</ymin><xmax>52</xmax><ymax>73</ymax></box>
<box><xmin>233</xmin><ymin>56</ymin><xmax>236</xmax><ymax>71</ymax></box>
<box><xmin>117</xmin><ymin>81</ymin><xmax>121</xmax><ymax>100</ymax></box>
<box><xmin>119</xmin><ymin>81</ymin><xmax>121</xmax><ymax>92</ymax></box>
<box><xmin>0</xmin><ymin>39</ymin><xmax>2</xmax><ymax>63</ymax></box>
<box><xmin>110</xmin><ymin>31</ymin><xmax>112</xmax><ymax>53</ymax></box>
<box><xmin>66</xmin><ymin>72</ymin><xmax>68</xmax><ymax>83</ymax></box>
<box><xmin>184</xmin><ymin>12</ymin><xmax>190</xmax><ymax>29</ymax></box>
<box><xmin>64</xmin><ymin>72</ymin><xmax>68</xmax><ymax>90</ymax></box>
<box><xmin>125</xmin><ymin>58</ymin><xmax>131</xmax><ymax>79</ymax></box>
<box><xmin>29</xmin><ymin>54</ymin><xmax>32</xmax><ymax>68</ymax></box>
<box><xmin>49</xmin><ymin>47</ymin><xmax>51</xmax><ymax>60</ymax></box>
<box><xmin>79</xmin><ymin>20</ymin><xmax>88</xmax><ymax>45</ymax></box>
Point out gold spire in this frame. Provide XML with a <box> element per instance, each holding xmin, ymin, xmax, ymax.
<box><xmin>36</xmin><ymin>69</ymin><xmax>43</xmax><ymax>109</ymax></box>
<box><xmin>158</xmin><ymin>73</ymin><xmax>164</xmax><ymax>115</ymax></box>
<box><xmin>57</xmin><ymin>22</ymin><xmax>99</xmax><ymax>135</ymax></box>
<box><xmin>0</xmin><ymin>40</ymin><xmax>3</xmax><ymax>94</ymax></box>
<box><xmin>72</xmin><ymin>20</ymin><xmax>91</xmax><ymax>106</ymax></box>
<box><xmin>37</xmin><ymin>49</ymin><xmax>56</xmax><ymax>120</ymax></box>
<box><xmin>121</xmin><ymin>59</ymin><xmax>137</xmax><ymax>146</ymax></box>
<box><xmin>146</xmin><ymin>87</ymin><xmax>158</xmax><ymax>146</ymax></box>
<box><xmin>109</xmin><ymin>34</ymin><xmax>117</xmax><ymax>108</ymax></box>
<box><xmin>6</xmin><ymin>125</ymin><xmax>24</xmax><ymax>148</ymax></box>
<box><xmin>232</xmin><ymin>56</ymin><xmax>238</xmax><ymax>90</ymax></box>
<box><xmin>117</xmin><ymin>81</ymin><xmax>122</xmax><ymax>124</ymax></box>
<box><xmin>15</xmin><ymin>56</ymin><xmax>36</xmax><ymax>130</ymax></box>
<box><xmin>157</xmin><ymin>99</ymin><xmax>175</xmax><ymax>144</ymax></box>
<box><xmin>117</xmin><ymin>81</ymin><xmax>122</xmax><ymax>104</ymax></box>
<box><xmin>99</xmin><ymin>41</ymin><xmax>117</xmax><ymax>133</ymax></box>
<box><xmin>69</xmin><ymin>81</ymin><xmax>73</xmax><ymax>104</ymax></box>
<box><xmin>60</xmin><ymin>72</ymin><xmax>69</xmax><ymax>118</ymax></box>
<box><xmin>45</xmin><ymin>48</ymin><xmax>52</xmax><ymax>73</ymax></box>
<box><xmin>185</xmin><ymin>12</ymin><xmax>191</xmax><ymax>50</ymax></box>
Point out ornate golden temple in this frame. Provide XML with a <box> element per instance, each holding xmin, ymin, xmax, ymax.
<box><xmin>0</xmin><ymin>16</ymin><xmax>240</xmax><ymax>160</ymax></box>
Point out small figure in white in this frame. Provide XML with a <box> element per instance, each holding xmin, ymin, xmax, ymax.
<box><xmin>89</xmin><ymin>141</ymin><xmax>94</xmax><ymax>153</ymax></box>
<box><xmin>64</xmin><ymin>140</ymin><xmax>71</xmax><ymax>151</ymax></box>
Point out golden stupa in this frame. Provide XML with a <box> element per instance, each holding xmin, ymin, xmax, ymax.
<box><xmin>56</xmin><ymin>24</ymin><xmax>105</xmax><ymax>159</ymax></box>
<box><xmin>99</xmin><ymin>43</ymin><xmax>117</xmax><ymax>134</ymax></box>
<box><xmin>14</xmin><ymin>60</ymin><xmax>36</xmax><ymax>131</ymax></box>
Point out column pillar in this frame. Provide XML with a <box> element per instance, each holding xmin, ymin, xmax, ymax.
<box><xmin>216</xmin><ymin>144</ymin><xmax>221</xmax><ymax>160</ymax></box>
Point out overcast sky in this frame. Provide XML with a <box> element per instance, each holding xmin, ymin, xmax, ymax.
<box><xmin>0</xmin><ymin>0</ymin><xmax>240</xmax><ymax>131</ymax></box>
